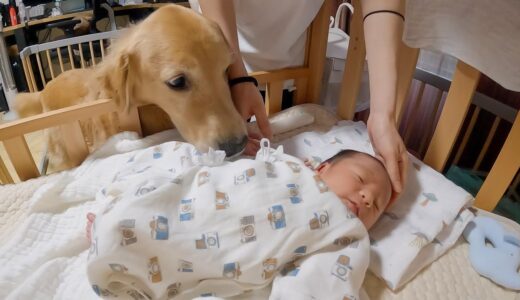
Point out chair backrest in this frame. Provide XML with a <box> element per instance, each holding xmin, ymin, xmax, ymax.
<box><xmin>20</xmin><ymin>30</ymin><xmax>121</xmax><ymax>93</ymax></box>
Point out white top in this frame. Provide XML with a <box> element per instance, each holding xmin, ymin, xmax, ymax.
<box><xmin>189</xmin><ymin>0</ymin><xmax>324</xmax><ymax>72</ymax></box>
<box><xmin>404</xmin><ymin>0</ymin><xmax>520</xmax><ymax>92</ymax></box>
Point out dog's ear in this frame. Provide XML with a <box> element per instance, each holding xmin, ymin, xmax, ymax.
<box><xmin>100</xmin><ymin>31</ymin><xmax>140</xmax><ymax>114</ymax></box>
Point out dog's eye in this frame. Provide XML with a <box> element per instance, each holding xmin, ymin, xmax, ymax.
<box><xmin>166</xmin><ymin>75</ymin><xmax>188</xmax><ymax>90</ymax></box>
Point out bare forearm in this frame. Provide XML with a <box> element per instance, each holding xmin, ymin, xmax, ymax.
<box><xmin>362</xmin><ymin>0</ymin><xmax>404</xmax><ymax>121</ymax></box>
<box><xmin>198</xmin><ymin>0</ymin><xmax>248</xmax><ymax>78</ymax></box>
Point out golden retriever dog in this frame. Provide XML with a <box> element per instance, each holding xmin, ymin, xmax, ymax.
<box><xmin>14</xmin><ymin>4</ymin><xmax>247</xmax><ymax>171</ymax></box>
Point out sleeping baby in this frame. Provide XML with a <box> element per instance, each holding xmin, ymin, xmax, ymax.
<box><xmin>86</xmin><ymin>141</ymin><xmax>392</xmax><ymax>300</ymax></box>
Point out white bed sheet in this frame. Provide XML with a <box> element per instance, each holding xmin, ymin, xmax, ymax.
<box><xmin>0</xmin><ymin>104</ymin><xmax>518</xmax><ymax>299</ymax></box>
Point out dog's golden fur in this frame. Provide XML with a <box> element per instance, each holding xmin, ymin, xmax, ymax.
<box><xmin>14</xmin><ymin>5</ymin><xmax>247</xmax><ymax>170</ymax></box>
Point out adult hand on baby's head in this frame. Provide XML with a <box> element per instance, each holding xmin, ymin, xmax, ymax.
<box><xmin>368</xmin><ymin>113</ymin><xmax>408</xmax><ymax>195</ymax></box>
<box><xmin>230</xmin><ymin>82</ymin><xmax>273</xmax><ymax>141</ymax></box>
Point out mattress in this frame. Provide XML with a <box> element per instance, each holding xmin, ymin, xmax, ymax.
<box><xmin>0</xmin><ymin>104</ymin><xmax>518</xmax><ymax>299</ymax></box>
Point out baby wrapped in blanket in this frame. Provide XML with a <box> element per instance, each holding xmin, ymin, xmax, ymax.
<box><xmin>86</xmin><ymin>141</ymin><xmax>392</xmax><ymax>299</ymax></box>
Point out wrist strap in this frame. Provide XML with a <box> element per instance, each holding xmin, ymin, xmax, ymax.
<box><xmin>228</xmin><ymin>76</ymin><xmax>258</xmax><ymax>87</ymax></box>
<box><xmin>363</xmin><ymin>10</ymin><xmax>405</xmax><ymax>22</ymax></box>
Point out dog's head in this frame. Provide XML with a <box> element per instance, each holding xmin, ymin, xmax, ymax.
<box><xmin>101</xmin><ymin>5</ymin><xmax>248</xmax><ymax>156</ymax></box>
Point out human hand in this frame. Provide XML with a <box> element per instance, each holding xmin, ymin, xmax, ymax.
<box><xmin>230</xmin><ymin>82</ymin><xmax>273</xmax><ymax>140</ymax></box>
<box><xmin>242</xmin><ymin>129</ymin><xmax>261</xmax><ymax>156</ymax></box>
<box><xmin>367</xmin><ymin>113</ymin><xmax>408</xmax><ymax>194</ymax></box>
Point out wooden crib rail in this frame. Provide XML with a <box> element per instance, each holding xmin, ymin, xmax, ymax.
<box><xmin>0</xmin><ymin>99</ymin><xmax>118</xmax><ymax>182</ymax></box>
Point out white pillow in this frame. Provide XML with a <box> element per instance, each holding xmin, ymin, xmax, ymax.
<box><xmin>277</xmin><ymin>120</ymin><xmax>474</xmax><ymax>290</ymax></box>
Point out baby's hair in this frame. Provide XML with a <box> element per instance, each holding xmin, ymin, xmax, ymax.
<box><xmin>324</xmin><ymin>149</ymin><xmax>381</xmax><ymax>167</ymax></box>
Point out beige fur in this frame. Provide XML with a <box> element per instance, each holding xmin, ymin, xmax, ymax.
<box><xmin>15</xmin><ymin>5</ymin><xmax>247</xmax><ymax>171</ymax></box>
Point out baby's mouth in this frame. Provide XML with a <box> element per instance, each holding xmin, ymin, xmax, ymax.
<box><xmin>345</xmin><ymin>199</ymin><xmax>359</xmax><ymax>216</ymax></box>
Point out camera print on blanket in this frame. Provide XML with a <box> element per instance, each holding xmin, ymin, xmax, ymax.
<box><xmin>86</xmin><ymin>141</ymin><xmax>370</xmax><ymax>299</ymax></box>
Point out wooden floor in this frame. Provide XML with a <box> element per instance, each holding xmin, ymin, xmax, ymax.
<box><xmin>0</xmin><ymin>113</ymin><xmax>46</xmax><ymax>183</ymax></box>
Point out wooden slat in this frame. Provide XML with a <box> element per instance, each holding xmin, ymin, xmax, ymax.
<box><xmin>250</xmin><ymin>67</ymin><xmax>309</xmax><ymax>85</ymax></box>
<box><xmin>337</xmin><ymin>0</ymin><xmax>366</xmax><ymax>120</ymax></box>
<box><xmin>57</xmin><ymin>47</ymin><xmax>65</xmax><ymax>73</ymax></box>
<box><xmin>68</xmin><ymin>45</ymin><xmax>75</xmax><ymax>69</ymax></box>
<box><xmin>293</xmin><ymin>77</ymin><xmax>308</xmax><ymax>105</ymax></box>
<box><xmin>265</xmin><ymin>81</ymin><xmax>284</xmax><ymax>115</ymax></box>
<box><xmin>305</xmin><ymin>0</ymin><xmax>331</xmax><ymax>103</ymax></box>
<box><xmin>79</xmin><ymin>43</ymin><xmax>86</xmax><ymax>68</ymax></box>
<box><xmin>473</xmin><ymin>116</ymin><xmax>501</xmax><ymax>171</ymax></box>
<box><xmin>59</xmin><ymin>121</ymin><xmax>89</xmax><ymax>167</ymax></box>
<box><xmin>0</xmin><ymin>99</ymin><xmax>117</xmax><ymax>140</ymax></box>
<box><xmin>453</xmin><ymin>106</ymin><xmax>480</xmax><ymax>165</ymax></box>
<box><xmin>403</xmin><ymin>82</ymin><xmax>426</xmax><ymax>144</ymax></box>
<box><xmin>35</xmin><ymin>53</ymin><xmax>46</xmax><ymax>87</ymax></box>
<box><xmin>424</xmin><ymin>61</ymin><xmax>480</xmax><ymax>171</ymax></box>
<box><xmin>396</xmin><ymin>47</ymin><xmax>420</xmax><ymax>124</ymax></box>
<box><xmin>0</xmin><ymin>156</ymin><xmax>14</xmax><ymax>184</ymax></box>
<box><xmin>474</xmin><ymin>113</ymin><xmax>520</xmax><ymax>211</ymax></box>
<box><xmin>3</xmin><ymin>136</ymin><xmax>40</xmax><ymax>181</ymax></box>
<box><xmin>89</xmin><ymin>41</ymin><xmax>96</xmax><ymax>66</ymax></box>
<box><xmin>22</xmin><ymin>56</ymin><xmax>36</xmax><ymax>92</ymax></box>
<box><xmin>45</xmin><ymin>50</ymin><xmax>55</xmax><ymax>79</ymax></box>
<box><xmin>27</xmin><ymin>56</ymin><xmax>38</xmax><ymax>92</ymax></box>
<box><xmin>118</xmin><ymin>106</ymin><xmax>143</xmax><ymax>136</ymax></box>
<box><xmin>100</xmin><ymin>39</ymin><xmax>106</xmax><ymax>59</ymax></box>
<box><xmin>418</xmin><ymin>89</ymin><xmax>444</xmax><ymax>156</ymax></box>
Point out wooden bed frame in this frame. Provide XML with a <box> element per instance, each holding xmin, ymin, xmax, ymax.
<box><xmin>0</xmin><ymin>0</ymin><xmax>517</xmax><ymax>214</ymax></box>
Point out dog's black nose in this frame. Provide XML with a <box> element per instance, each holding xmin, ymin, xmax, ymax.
<box><xmin>219</xmin><ymin>135</ymin><xmax>248</xmax><ymax>157</ymax></box>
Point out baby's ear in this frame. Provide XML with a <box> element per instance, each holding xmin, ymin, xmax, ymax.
<box><xmin>314</xmin><ymin>162</ymin><xmax>330</xmax><ymax>174</ymax></box>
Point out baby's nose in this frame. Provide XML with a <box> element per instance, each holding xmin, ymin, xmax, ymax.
<box><xmin>360</xmin><ymin>191</ymin><xmax>374</xmax><ymax>208</ymax></box>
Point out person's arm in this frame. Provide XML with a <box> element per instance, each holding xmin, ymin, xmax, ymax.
<box><xmin>362</xmin><ymin>0</ymin><xmax>408</xmax><ymax>194</ymax></box>
<box><xmin>197</xmin><ymin>1</ymin><xmax>273</xmax><ymax>146</ymax></box>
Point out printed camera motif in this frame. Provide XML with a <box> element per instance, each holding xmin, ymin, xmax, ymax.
<box><xmin>331</xmin><ymin>255</ymin><xmax>352</xmax><ymax>281</ymax></box>
<box><xmin>177</xmin><ymin>259</ymin><xmax>194</xmax><ymax>272</ymax></box>
<box><xmin>265</xmin><ymin>162</ymin><xmax>277</xmax><ymax>178</ymax></box>
<box><xmin>223</xmin><ymin>262</ymin><xmax>242</xmax><ymax>279</ymax></box>
<box><xmin>287</xmin><ymin>183</ymin><xmax>302</xmax><ymax>204</ymax></box>
<box><xmin>215</xmin><ymin>191</ymin><xmax>229</xmax><ymax>210</ymax></box>
<box><xmin>240</xmin><ymin>215</ymin><xmax>257</xmax><ymax>243</ymax></box>
<box><xmin>135</xmin><ymin>183</ymin><xmax>156</xmax><ymax>197</ymax></box>
<box><xmin>314</xmin><ymin>175</ymin><xmax>329</xmax><ymax>193</ymax></box>
<box><xmin>179</xmin><ymin>198</ymin><xmax>195</xmax><ymax>221</ymax></box>
<box><xmin>197</xmin><ymin>171</ymin><xmax>210</xmax><ymax>186</ymax></box>
<box><xmin>166</xmin><ymin>282</ymin><xmax>181</xmax><ymax>298</ymax></box>
<box><xmin>309</xmin><ymin>210</ymin><xmax>330</xmax><ymax>230</ymax></box>
<box><xmin>109</xmin><ymin>263</ymin><xmax>128</xmax><ymax>273</ymax></box>
<box><xmin>262</xmin><ymin>258</ymin><xmax>277</xmax><ymax>280</ymax></box>
<box><xmin>119</xmin><ymin>219</ymin><xmax>137</xmax><ymax>246</ymax></box>
<box><xmin>285</xmin><ymin>161</ymin><xmax>301</xmax><ymax>173</ymax></box>
<box><xmin>153</xmin><ymin>146</ymin><xmax>162</xmax><ymax>159</ymax></box>
<box><xmin>234</xmin><ymin>168</ymin><xmax>256</xmax><ymax>185</ymax></box>
<box><xmin>150</xmin><ymin>215</ymin><xmax>169</xmax><ymax>240</ymax></box>
<box><xmin>195</xmin><ymin>232</ymin><xmax>220</xmax><ymax>249</ymax></box>
<box><xmin>268</xmin><ymin>205</ymin><xmax>286</xmax><ymax>230</ymax></box>
<box><xmin>148</xmin><ymin>256</ymin><xmax>162</xmax><ymax>283</ymax></box>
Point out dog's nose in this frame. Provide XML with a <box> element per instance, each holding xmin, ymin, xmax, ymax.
<box><xmin>219</xmin><ymin>135</ymin><xmax>248</xmax><ymax>157</ymax></box>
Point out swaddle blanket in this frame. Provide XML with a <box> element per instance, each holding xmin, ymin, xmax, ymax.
<box><xmin>279</xmin><ymin>120</ymin><xmax>475</xmax><ymax>290</ymax></box>
<box><xmin>86</xmin><ymin>141</ymin><xmax>369</xmax><ymax>299</ymax></box>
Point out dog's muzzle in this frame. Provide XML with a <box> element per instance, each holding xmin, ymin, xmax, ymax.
<box><xmin>219</xmin><ymin>135</ymin><xmax>248</xmax><ymax>157</ymax></box>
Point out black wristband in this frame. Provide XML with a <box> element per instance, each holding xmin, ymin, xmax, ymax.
<box><xmin>228</xmin><ymin>76</ymin><xmax>258</xmax><ymax>87</ymax></box>
<box><xmin>363</xmin><ymin>10</ymin><xmax>405</xmax><ymax>22</ymax></box>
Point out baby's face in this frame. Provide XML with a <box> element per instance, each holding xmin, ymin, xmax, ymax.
<box><xmin>316</xmin><ymin>153</ymin><xmax>392</xmax><ymax>229</ymax></box>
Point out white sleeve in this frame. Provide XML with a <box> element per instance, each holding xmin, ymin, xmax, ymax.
<box><xmin>269</xmin><ymin>236</ymin><xmax>369</xmax><ymax>300</ymax></box>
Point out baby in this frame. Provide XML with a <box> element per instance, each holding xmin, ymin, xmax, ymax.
<box><xmin>86</xmin><ymin>142</ymin><xmax>392</xmax><ymax>300</ymax></box>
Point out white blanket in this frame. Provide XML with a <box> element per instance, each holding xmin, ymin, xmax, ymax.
<box><xmin>0</xmin><ymin>133</ymin><xmax>370</xmax><ymax>300</ymax></box>
<box><xmin>86</xmin><ymin>142</ymin><xmax>369</xmax><ymax>299</ymax></box>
